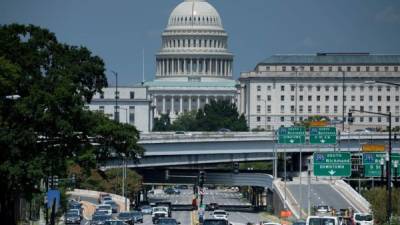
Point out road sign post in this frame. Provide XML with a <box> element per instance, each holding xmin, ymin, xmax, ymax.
<box><xmin>313</xmin><ymin>152</ymin><xmax>351</xmax><ymax>177</ymax></box>
<box><xmin>310</xmin><ymin>127</ymin><xmax>337</xmax><ymax>144</ymax></box>
<box><xmin>278</xmin><ymin>127</ymin><xmax>306</xmax><ymax>144</ymax></box>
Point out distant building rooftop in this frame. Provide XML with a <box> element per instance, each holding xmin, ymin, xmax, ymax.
<box><xmin>259</xmin><ymin>53</ymin><xmax>400</xmax><ymax>65</ymax></box>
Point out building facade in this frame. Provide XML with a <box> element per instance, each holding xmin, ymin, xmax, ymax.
<box><xmin>88</xmin><ymin>86</ymin><xmax>152</xmax><ymax>132</ymax></box>
<box><xmin>239</xmin><ymin>53</ymin><xmax>400</xmax><ymax>131</ymax></box>
<box><xmin>145</xmin><ymin>0</ymin><xmax>238</xmax><ymax>119</ymax></box>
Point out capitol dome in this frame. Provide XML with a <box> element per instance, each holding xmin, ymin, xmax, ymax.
<box><xmin>155</xmin><ymin>0</ymin><xmax>233</xmax><ymax>79</ymax></box>
<box><xmin>167</xmin><ymin>0</ymin><xmax>223</xmax><ymax>29</ymax></box>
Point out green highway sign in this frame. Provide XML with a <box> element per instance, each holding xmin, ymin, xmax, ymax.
<box><xmin>278</xmin><ymin>127</ymin><xmax>305</xmax><ymax>144</ymax></box>
<box><xmin>313</xmin><ymin>152</ymin><xmax>351</xmax><ymax>177</ymax></box>
<box><xmin>310</xmin><ymin>127</ymin><xmax>337</xmax><ymax>144</ymax></box>
<box><xmin>363</xmin><ymin>153</ymin><xmax>400</xmax><ymax>177</ymax></box>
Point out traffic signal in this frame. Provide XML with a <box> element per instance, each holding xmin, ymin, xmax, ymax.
<box><xmin>233</xmin><ymin>162</ymin><xmax>239</xmax><ymax>174</ymax></box>
<box><xmin>348</xmin><ymin>112</ymin><xmax>354</xmax><ymax>124</ymax></box>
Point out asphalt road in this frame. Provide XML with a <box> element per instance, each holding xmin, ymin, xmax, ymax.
<box><xmin>287</xmin><ymin>183</ymin><xmax>355</xmax><ymax>213</ymax></box>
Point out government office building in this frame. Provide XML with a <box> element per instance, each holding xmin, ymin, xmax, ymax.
<box><xmin>239</xmin><ymin>53</ymin><xmax>400</xmax><ymax>131</ymax></box>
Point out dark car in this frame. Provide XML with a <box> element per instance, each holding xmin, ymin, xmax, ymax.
<box><xmin>140</xmin><ymin>205</ymin><xmax>152</xmax><ymax>214</ymax></box>
<box><xmin>164</xmin><ymin>187</ymin><xmax>180</xmax><ymax>195</ymax></box>
<box><xmin>202</xmin><ymin>219</ymin><xmax>230</xmax><ymax>225</ymax></box>
<box><xmin>65</xmin><ymin>211</ymin><xmax>81</xmax><ymax>224</ymax></box>
<box><xmin>104</xmin><ymin>221</ymin><xmax>128</xmax><ymax>225</ymax></box>
<box><xmin>91</xmin><ymin>215</ymin><xmax>112</xmax><ymax>225</ymax></box>
<box><xmin>118</xmin><ymin>211</ymin><xmax>144</xmax><ymax>224</ymax></box>
<box><xmin>68</xmin><ymin>202</ymin><xmax>83</xmax><ymax>215</ymax></box>
<box><xmin>292</xmin><ymin>221</ymin><xmax>306</xmax><ymax>225</ymax></box>
<box><xmin>206</xmin><ymin>203</ymin><xmax>219</xmax><ymax>211</ymax></box>
<box><xmin>155</xmin><ymin>218</ymin><xmax>180</xmax><ymax>225</ymax></box>
<box><xmin>280</xmin><ymin>175</ymin><xmax>293</xmax><ymax>181</ymax></box>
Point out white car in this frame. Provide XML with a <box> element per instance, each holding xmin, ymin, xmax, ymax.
<box><xmin>306</xmin><ymin>216</ymin><xmax>339</xmax><ymax>225</ymax></box>
<box><xmin>96</xmin><ymin>204</ymin><xmax>112</xmax><ymax>215</ymax></box>
<box><xmin>213</xmin><ymin>210</ymin><xmax>228</xmax><ymax>220</ymax></box>
<box><xmin>353</xmin><ymin>213</ymin><xmax>373</xmax><ymax>225</ymax></box>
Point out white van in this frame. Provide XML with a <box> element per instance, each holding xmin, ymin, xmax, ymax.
<box><xmin>352</xmin><ymin>213</ymin><xmax>373</xmax><ymax>225</ymax></box>
<box><xmin>306</xmin><ymin>216</ymin><xmax>339</xmax><ymax>225</ymax></box>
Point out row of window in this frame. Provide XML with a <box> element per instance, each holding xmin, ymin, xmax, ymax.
<box><xmin>256</xmin><ymin>84</ymin><xmax>400</xmax><ymax>92</ymax></box>
<box><xmin>98</xmin><ymin>91</ymin><xmax>135</xmax><ymax>100</ymax></box>
<box><xmin>169</xmin><ymin>15</ymin><xmax>220</xmax><ymax>26</ymax></box>
<box><xmin>163</xmin><ymin>38</ymin><xmax>227</xmax><ymax>49</ymax></box>
<box><xmin>256</xmin><ymin>105</ymin><xmax>399</xmax><ymax>114</ymax></box>
<box><xmin>256</xmin><ymin>116</ymin><xmax>400</xmax><ymax>123</ymax></box>
<box><xmin>262</xmin><ymin>65</ymin><xmax>399</xmax><ymax>72</ymax></box>
<box><xmin>256</xmin><ymin>94</ymin><xmax>400</xmax><ymax>102</ymax></box>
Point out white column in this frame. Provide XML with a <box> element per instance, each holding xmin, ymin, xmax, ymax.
<box><xmin>203</xmin><ymin>59</ymin><xmax>206</xmax><ymax>74</ymax></box>
<box><xmin>206</xmin><ymin>96</ymin><xmax>209</xmax><ymax>104</ymax></box>
<box><xmin>219</xmin><ymin>59</ymin><xmax>222</xmax><ymax>76</ymax></box>
<box><xmin>224</xmin><ymin>60</ymin><xmax>228</xmax><ymax>76</ymax></box>
<box><xmin>231</xmin><ymin>95</ymin><xmax>235</xmax><ymax>104</ymax></box>
<box><xmin>154</xmin><ymin>96</ymin><xmax>158</xmax><ymax>117</ymax></box>
<box><xmin>171</xmin><ymin>96</ymin><xmax>175</xmax><ymax>115</ymax></box>
<box><xmin>178</xmin><ymin>59</ymin><xmax>181</xmax><ymax>74</ymax></box>
<box><xmin>188</xmin><ymin>96</ymin><xmax>192</xmax><ymax>111</ymax></box>
<box><xmin>179</xmin><ymin>95</ymin><xmax>183</xmax><ymax>113</ymax></box>
<box><xmin>207</xmin><ymin>59</ymin><xmax>211</xmax><ymax>75</ymax></box>
<box><xmin>190</xmin><ymin>59</ymin><xmax>193</xmax><ymax>75</ymax></box>
<box><xmin>183</xmin><ymin>59</ymin><xmax>187</xmax><ymax>74</ymax></box>
<box><xmin>162</xmin><ymin>95</ymin><xmax>166</xmax><ymax>114</ymax></box>
<box><xmin>197</xmin><ymin>96</ymin><xmax>201</xmax><ymax>110</ymax></box>
<box><xmin>171</xmin><ymin>59</ymin><xmax>175</xmax><ymax>75</ymax></box>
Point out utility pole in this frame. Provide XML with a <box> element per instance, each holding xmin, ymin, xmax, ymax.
<box><xmin>111</xmin><ymin>71</ymin><xmax>119</xmax><ymax>122</ymax></box>
<box><xmin>307</xmin><ymin>168</ymin><xmax>311</xmax><ymax>216</ymax></box>
<box><xmin>342</xmin><ymin>71</ymin><xmax>345</xmax><ymax>131</ymax></box>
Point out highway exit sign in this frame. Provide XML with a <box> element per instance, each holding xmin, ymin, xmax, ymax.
<box><xmin>363</xmin><ymin>153</ymin><xmax>400</xmax><ymax>177</ymax></box>
<box><xmin>313</xmin><ymin>152</ymin><xmax>351</xmax><ymax>177</ymax></box>
<box><xmin>278</xmin><ymin>127</ymin><xmax>305</xmax><ymax>144</ymax></box>
<box><xmin>310</xmin><ymin>127</ymin><xmax>337</xmax><ymax>144</ymax></box>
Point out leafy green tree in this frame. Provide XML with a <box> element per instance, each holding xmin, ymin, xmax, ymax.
<box><xmin>195</xmin><ymin>99</ymin><xmax>248</xmax><ymax>131</ymax></box>
<box><xmin>171</xmin><ymin>110</ymin><xmax>197</xmax><ymax>131</ymax></box>
<box><xmin>153</xmin><ymin>113</ymin><xmax>172</xmax><ymax>131</ymax></box>
<box><xmin>0</xmin><ymin>24</ymin><xmax>143</xmax><ymax>224</ymax></box>
<box><xmin>363</xmin><ymin>187</ymin><xmax>400</xmax><ymax>225</ymax></box>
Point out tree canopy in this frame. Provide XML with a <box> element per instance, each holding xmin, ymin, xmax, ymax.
<box><xmin>153</xmin><ymin>100</ymin><xmax>248</xmax><ymax>132</ymax></box>
<box><xmin>0</xmin><ymin>24</ymin><xmax>143</xmax><ymax>224</ymax></box>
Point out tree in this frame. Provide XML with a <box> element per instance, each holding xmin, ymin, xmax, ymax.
<box><xmin>171</xmin><ymin>110</ymin><xmax>197</xmax><ymax>131</ymax></box>
<box><xmin>0</xmin><ymin>24</ymin><xmax>143</xmax><ymax>224</ymax></box>
<box><xmin>153</xmin><ymin>113</ymin><xmax>172</xmax><ymax>131</ymax></box>
<box><xmin>295</xmin><ymin>115</ymin><xmax>330</xmax><ymax>129</ymax></box>
<box><xmin>195</xmin><ymin>99</ymin><xmax>248</xmax><ymax>131</ymax></box>
<box><xmin>363</xmin><ymin>187</ymin><xmax>400</xmax><ymax>225</ymax></box>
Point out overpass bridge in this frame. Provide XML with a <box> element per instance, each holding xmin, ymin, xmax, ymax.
<box><xmin>101</xmin><ymin>131</ymin><xmax>399</xmax><ymax>169</ymax></box>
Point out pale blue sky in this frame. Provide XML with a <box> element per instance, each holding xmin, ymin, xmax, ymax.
<box><xmin>1</xmin><ymin>0</ymin><xmax>400</xmax><ymax>85</ymax></box>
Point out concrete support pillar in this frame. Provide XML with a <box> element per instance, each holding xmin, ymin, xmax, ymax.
<box><xmin>203</xmin><ymin>59</ymin><xmax>206</xmax><ymax>75</ymax></box>
<box><xmin>206</xmin><ymin>96</ymin><xmax>209</xmax><ymax>104</ymax></box>
<box><xmin>172</xmin><ymin>59</ymin><xmax>175</xmax><ymax>75</ymax></box>
<box><xmin>190</xmin><ymin>59</ymin><xmax>193</xmax><ymax>75</ymax></box>
<box><xmin>188</xmin><ymin>96</ymin><xmax>192</xmax><ymax>111</ymax></box>
<box><xmin>197</xmin><ymin>96</ymin><xmax>201</xmax><ymax>110</ymax></box>
<box><xmin>171</xmin><ymin>96</ymin><xmax>175</xmax><ymax>115</ymax></box>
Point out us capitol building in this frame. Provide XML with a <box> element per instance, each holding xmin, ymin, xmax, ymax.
<box><xmin>88</xmin><ymin>0</ymin><xmax>400</xmax><ymax>132</ymax></box>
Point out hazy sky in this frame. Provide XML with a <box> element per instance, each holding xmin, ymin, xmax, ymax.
<box><xmin>1</xmin><ymin>0</ymin><xmax>400</xmax><ymax>85</ymax></box>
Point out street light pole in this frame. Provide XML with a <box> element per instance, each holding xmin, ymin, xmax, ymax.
<box><xmin>342</xmin><ymin>71</ymin><xmax>345</xmax><ymax>131</ymax></box>
<box><xmin>111</xmin><ymin>71</ymin><xmax>119</xmax><ymax>122</ymax></box>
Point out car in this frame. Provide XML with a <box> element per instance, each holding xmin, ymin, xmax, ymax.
<box><xmin>155</xmin><ymin>218</ymin><xmax>181</xmax><ymax>225</ymax></box>
<box><xmin>152</xmin><ymin>207</ymin><xmax>169</xmax><ymax>223</ymax></box>
<box><xmin>280</xmin><ymin>175</ymin><xmax>293</xmax><ymax>181</ymax></box>
<box><xmin>140</xmin><ymin>205</ymin><xmax>152</xmax><ymax>214</ymax></box>
<box><xmin>103</xmin><ymin>200</ymin><xmax>119</xmax><ymax>213</ymax></box>
<box><xmin>206</xmin><ymin>203</ymin><xmax>219</xmax><ymax>211</ymax></box>
<box><xmin>316</xmin><ymin>205</ymin><xmax>330</xmax><ymax>214</ymax></box>
<box><xmin>154</xmin><ymin>202</ymin><xmax>172</xmax><ymax>217</ymax></box>
<box><xmin>101</xmin><ymin>196</ymin><xmax>113</xmax><ymax>203</ymax></box>
<box><xmin>99</xmin><ymin>193</ymin><xmax>111</xmax><ymax>203</ymax></box>
<box><xmin>67</xmin><ymin>209</ymin><xmax>82</xmax><ymax>219</ymax></box>
<box><xmin>260</xmin><ymin>223</ymin><xmax>281</xmax><ymax>225</ymax></box>
<box><xmin>212</xmin><ymin>210</ymin><xmax>228</xmax><ymax>220</ymax></box>
<box><xmin>118</xmin><ymin>211</ymin><xmax>144</xmax><ymax>224</ymax></box>
<box><xmin>164</xmin><ymin>187</ymin><xmax>180</xmax><ymax>195</ymax></box>
<box><xmin>352</xmin><ymin>213</ymin><xmax>373</xmax><ymax>225</ymax></box>
<box><xmin>104</xmin><ymin>220</ymin><xmax>129</xmax><ymax>225</ymax></box>
<box><xmin>65</xmin><ymin>210</ymin><xmax>81</xmax><ymax>224</ymax></box>
<box><xmin>306</xmin><ymin>216</ymin><xmax>339</xmax><ymax>225</ymax></box>
<box><xmin>218</xmin><ymin>128</ymin><xmax>231</xmax><ymax>132</ymax></box>
<box><xmin>93</xmin><ymin>210</ymin><xmax>108</xmax><ymax>217</ymax></box>
<box><xmin>96</xmin><ymin>204</ymin><xmax>112</xmax><ymax>215</ymax></box>
<box><xmin>90</xmin><ymin>214</ymin><xmax>112</xmax><ymax>225</ymax></box>
<box><xmin>203</xmin><ymin>219</ymin><xmax>230</xmax><ymax>225</ymax></box>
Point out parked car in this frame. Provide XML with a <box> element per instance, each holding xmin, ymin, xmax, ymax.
<box><xmin>118</xmin><ymin>211</ymin><xmax>144</xmax><ymax>224</ymax></box>
<box><xmin>140</xmin><ymin>205</ymin><xmax>152</xmax><ymax>214</ymax></box>
<box><xmin>65</xmin><ymin>210</ymin><xmax>81</xmax><ymax>224</ymax></box>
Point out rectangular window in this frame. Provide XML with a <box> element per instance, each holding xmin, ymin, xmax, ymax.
<box><xmin>257</xmin><ymin>95</ymin><xmax>261</xmax><ymax>101</ymax></box>
<box><xmin>351</xmin><ymin>96</ymin><xmax>355</xmax><ymax>101</ymax></box>
<box><xmin>387</xmin><ymin>86</ymin><xmax>391</xmax><ymax>92</ymax></box>
<box><xmin>356</xmin><ymin>66</ymin><xmax>360</xmax><ymax>72</ymax></box>
<box><xmin>257</xmin><ymin>85</ymin><xmax>261</xmax><ymax>91</ymax></box>
<box><xmin>257</xmin><ymin>116</ymin><xmax>261</xmax><ymax>122</ymax></box>
<box><xmin>267</xmin><ymin>85</ymin><xmax>271</xmax><ymax>91</ymax></box>
<box><xmin>360</xmin><ymin>106</ymin><xmax>364</xmax><ymax>112</ymax></box>
<box><xmin>360</xmin><ymin>117</ymin><xmax>364</xmax><ymax>123</ymax></box>
<box><xmin>369</xmin><ymin>96</ymin><xmax>373</xmax><ymax>101</ymax></box>
<box><xmin>319</xmin><ymin>66</ymin><xmax>323</xmax><ymax>71</ymax></box>
<box><xmin>99</xmin><ymin>106</ymin><xmax>104</xmax><ymax>113</ymax></box>
<box><xmin>360</xmin><ymin>96</ymin><xmax>364</xmax><ymax>102</ymax></box>
<box><xmin>291</xmin><ymin>117</ymin><xmax>295</xmax><ymax>122</ymax></box>
<box><xmin>129</xmin><ymin>106</ymin><xmax>135</xmax><ymax>125</ymax></box>
<box><xmin>291</xmin><ymin>95</ymin><xmax>295</xmax><ymax>101</ymax></box>
<box><xmin>387</xmin><ymin>96</ymin><xmax>391</xmax><ymax>101</ymax></box>
<box><xmin>130</xmin><ymin>91</ymin><xmax>135</xmax><ymax>99</ymax></box>
<box><xmin>396</xmin><ymin>106</ymin><xmax>400</xmax><ymax>114</ymax></box>
<box><xmin>334</xmin><ymin>106</ymin><xmax>338</xmax><ymax>113</ymax></box>
<box><xmin>281</xmin><ymin>85</ymin><xmax>285</xmax><ymax>91</ymax></box>
<box><xmin>375</xmin><ymin>66</ymin><xmax>379</xmax><ymax>72</ymax></box>
<box><xmin>317</xmin><ymin>96</ymin><xmax>321</xmax><ymax>101</ymax></box>
<box><xmin>369</xmin><ymin>117</ymin><xmax>373</xmax><ymax>122</ymax></box>
<box><xmin>291</xmin><ymin>85</ymin><xmax>295</xmax><ymax>91</ymax></box>
<box><xmin>282</xmin><ymin>66</ymin><xmax>286</xmax><ymax>72</ymax></box>
<box><xmin>316</xmin><ymin>86</ymin><xmax>321</xmax><ymax>91</ymax></box>
<box><xmin>267</xmin><ymin>117</ymin><xmax>271</xmax><ymax>122</ymax></box>
<box><xmin>299</xmin><ymin>86</ymin><xmax>304</xmax><ymax>92</ymax></box>
<box><xmin>343</xmin><ymin>96</ymin><xmax>347</xmax><ymax>102</ymax></box>
<box><xmin>280</xmin><ymin>105</ymin><xmax>285</xmax><ymax>113</ymax></box>
<box><xmin>267</xmin><ymin>95</ymin><xmax>272</xmax><ymax>101</ymax></box>
<box><xmin>291</xmin><ymin>66</ymin><xmax>296</xmax><ymax>71</ymax></box>
<box><xmin>329</xmin><ymin>66</ymin><xmax>332</xmax><ymax>72</ymax></box>
<box><xmin>280</xmin><ymin>116</ymin><xmax>285</xmax><ymax>122</ymax></box>
<box><xmin>378</xmin><ymin>117</ymin><xmax>382</xmax><ymax>122</ymax></box>
<box><xmin>351</xmin><ymin>86</ymin><xmax>356</xmax><ymax>91</ymax></box>
<box><xmin>316</xmin><ymin>106</ymin><xmax>321</xmax><ymax>113</ymax></box>
<box><xmin>267</xmin><ymin>105</ymin><xmax>271</xmax><ymax>113</ymax></box>
<box><xmin>366</xmin><ymin>66</ymin><xmax>370</xmax><ymax>72</ymax></box>
<box><xmin>338</xmin><ymin>66</ymin><xmax>342</xmax><ymax>71</ymax></box>
<box><xmin>325</xmin><ymin>106</ymin><xmax>329</xmax><ymax>113</ymax></box>
<box><xmin>308</xmin><ymin>95</ymin><xmax>312</xmax><ymax>101</ymax></box>
<box><xmin>387</xmin><ymin>106</ymin><xmax>391</xmax><ymax>112</ymax></box>
<box><xmin>360</xmin><ymin>86</ymin><xmax>364</xmax><ymax>92</ymax></box>
<box><xmin>347</xmin><ymin>66</ymin><xmax>351</xmax><ymax>72</ymax></box>
<box><xmin>378</xmin><ymin>96</ymin><xmax>382</xmax><ymax>101</ymax></box>
<box><xmin>396</xmin><ymin>117</ymin><xmax>399</xmax><ymax>123</ymax></box>
<box><xmin>310</xmin><ymin>66</ymin><xmax>314</xmax><ymax>72</ymax></box>
<box><xmin>378</xmin><ymin>106</ymin><xmax>381</xmax><ymax>112</ymax></box>
<box><xmin>281</xmin><ymin>95</ymin><xmax>285</xmax><ymax>101</ymax></box>
<box><xmin>334</xmin><ymin>96</ymin><xmax>338</xmax><ymax>101</ymax></box>
<box><xmin>325</xmin><ymin>86</ymin><xmax>330</xmax><ymax>91</ymax></box>
<box><xmin>308</xmin><ymin>105</ymin><xmax>312</xmax><ymax>113</ymax></box>
<box><xmin>115</xmin><ymin>91</ymin><xmax>120</xmax><ymax>99</ymax></box>
<box><xmin>378</xmin><ymin>86</ymin><xmax>382</xmax><ymax>92</ymax></box>
<box><xmin>396</xmin><ymin>96</ymin><xmax>399</xmax><ymax>102</ymax></box>
<box><xmin>299</xmin><ymin>95</ymin><xmax>303</xmax><ymax>101</ymax></box>
<box><xmin>369</xmin><ymin>106</ymin><xmax>373</xmax><ymax>111</ymax></box>
<box><xmin>257</xmin><ymin>105</ymin><xmax>261</xmax><ymax>113</ymax></box>
<box><xmin>291</xmin><ymin>105</ymin><xmax>295</xmax><ymax>113</ymax></box>
<box><xmin>299</xmin><ymin>105</ymin><xmax>304</xmax><ymax>113</ymax></box>
<box><xmin>385</xmin><ymin>66</ymin><xmax>389</xmax><ymax>72</ymax></box>
<box><xmin>334</xmin><ymin>86</ymin><xmax>338</xmax><ymax>92</ymax></box>
<box><xmin>395</xmin><ymin>66</ymin><xmax>398</xmax><ymax>72</ymax></box>
<box><xmin>325</xmin><ymin>96</ymin><xmax>329</xmax><ymax>101</ymax></box>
